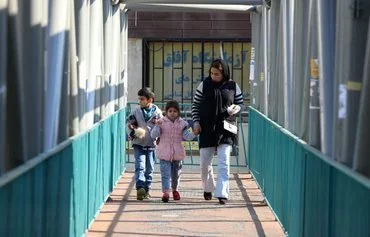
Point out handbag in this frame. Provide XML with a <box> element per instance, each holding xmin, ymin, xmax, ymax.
<box><xmin>223</xmin><ymin>120</ymin><xmax>237</xmax><ymax>135</ymax></box>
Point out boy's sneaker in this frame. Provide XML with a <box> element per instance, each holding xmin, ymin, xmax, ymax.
<box><xmin>144</xmin><ymin>190</ymin><xmax>151</xmax><ymax>199</ymax></box>
<box><xmin>137</xmin><ymin>188</ymin><xmax>146</xmax><ymax>200</ymax></box>
<box><xmin>173</xmin><ymin>191</ymin><xmax>181</xmax><ymax>200</ymax></box>
<box><xmin>162</xmin><ymin>192</ymin><xmax>170</xmax><ymax>203</ymax></box>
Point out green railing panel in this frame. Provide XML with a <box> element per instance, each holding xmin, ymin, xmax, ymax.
<box><xmin>47</xmin><ymin>148</ymin><xmax>73</xmax><ymax>237</ymax></box>
<box><xmin>248</xmin><ymin>112</ymin><xmax>305</xmax><ymax>236</ymax></box>
<box><xmin>0</xmin><ymin>109</ymin><xmax>126</xmax><ymax>237</ymax></box>
<box><xmin>87</xmin><ymin>126</ymin><xmax>100</xmax><ymax>227</ymax></box>
<box><xmin>72</xmin><ymin>133</ymin><xmax>89</xmax><ymax>236</ymax></box>
<box><xmin>33</xmin><ymin>163</ymin><xmax>46</xmax><ymax>236</ymax></box>
<box><xmin>248</xmin><ymin>106</ymin><xmax>370</xmax><ymax>237</ymax></box>
<box><xmin>329</xmin><ymin>161</ymin><xmax>369</xmax><ymax>237</ymax></box>
<box><xmin>303</xmin><ymin>151</ymin><xmax>331</xmax><ymax>237</ymax></box>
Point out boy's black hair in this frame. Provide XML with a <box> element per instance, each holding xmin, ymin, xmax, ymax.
<box><xmin>209</xmin><ymin>58</ymin><xmax>231</xmax><ymax>82</ymax></box>
<box><xmin>138</xmin><ymin>87</ymin><xmax>155</xmax><ymax>100</ymax></box>
<box><xmin>165</xmin><ymin>100</ymin><xmax>180</xmax><ymax>113</ymax></box>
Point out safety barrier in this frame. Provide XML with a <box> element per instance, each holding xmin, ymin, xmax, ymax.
<box><xmin>0</xmin><ymin>110</ymin><xmax>126</xmax><ymax>237</ymax></box>
<box><xmin>248</xmin><ymin>106</ymin><xmax>370</xmax><ymax>237</ymax></box>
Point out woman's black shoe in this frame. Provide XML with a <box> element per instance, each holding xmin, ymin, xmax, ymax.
<box><xmin>203</xmin><ymin>192</ymin><xmax>212</xmax><ymax>200</ymax></box>
<box><xmin>218</xmin><ymin>198</ymin><xmax>227</xmax><ymax>205</ymax></box>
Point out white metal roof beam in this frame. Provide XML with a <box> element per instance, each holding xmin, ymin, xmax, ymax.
<box><xmin>123</xmin><ymin>0</ymin><xmax>263</xmax><ymax>4</ymax></box>
<box><xmin>125</xmin><ymin>3</ymin><xmax>256</xmax><ymax>12</ymax></box>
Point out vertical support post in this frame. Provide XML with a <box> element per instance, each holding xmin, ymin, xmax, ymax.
<box><xmin>44</xmin><ymin>0</ymin><xmax>69</xmax><ymax>151</ymax></box>
<box><xmin>263</xmin><ymin>6</ymin><xmax>269</xmax><ymax>115</ymax></box>
<box><xmin>0</xmin><ymin>0</ymin><xmax>8</xmax><ymax>174</ymax></box>
<box><xmin>317</xmin><ymin>0</ymin><xmax>335</xmax><ymax>156</ymax></box>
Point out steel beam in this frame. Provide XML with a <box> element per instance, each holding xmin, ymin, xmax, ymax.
<box><xmin>125</xmin><ymin>3</ymin><xmax>256</xmax><ymax>12</ymax></box>
<box><xmin>124</xmin><ymin>0</ymin><xmax>262</xmax><ymax>4</ymax></box>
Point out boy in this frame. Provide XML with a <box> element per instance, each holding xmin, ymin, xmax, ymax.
<box><xmin>127</xmin><ymin>87</ymin><xmax>163</xmax><ymax>200</ymax></box>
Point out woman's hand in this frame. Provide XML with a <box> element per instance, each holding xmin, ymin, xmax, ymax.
<box><xmin>227</xmin><ymin>104</ymin><xmax>241</xmax><ymax>115</ymax></box>
<box><xmin>193</xmin><ymin>122</ymin><xmax>202</xmax><ymax>135</ymax></box>
<box><xmin>193</xmin><ymin>127</ymin><xmax>202</xmax><ymax>135</ymax></box>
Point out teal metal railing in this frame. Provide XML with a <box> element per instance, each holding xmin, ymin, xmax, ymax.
<box><xmin>125</xmin><ymin>102</ymin><xmax>249</xmax><ymax>168</ymax></box>
<box><xmin>0</xmin><ymin>109</ymin><xmax>126</xmax><ymax>237</ymax></box>
<box><xmin>248</xmin><ymin>106</ymin><xmax>370</xmax><ymax>237</ymax></box>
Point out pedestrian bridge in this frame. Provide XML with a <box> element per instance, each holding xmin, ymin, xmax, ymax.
<box><xmin>1</xmin><ymin>1</ymin><xmax>369</xmax><ymax>237</ymax></box>
<box><xmin>1</xmin><ymin>105</ymin><xmax>368</xmax><ymax>236</ymax></box>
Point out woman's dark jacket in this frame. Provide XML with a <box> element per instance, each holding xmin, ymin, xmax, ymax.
<box><xmin>197</xmin><ymin>77</ymin><xmax>238</xmax><ymax>148</ymax></box>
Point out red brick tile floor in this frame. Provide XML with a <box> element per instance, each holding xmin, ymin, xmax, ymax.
<box><xmin>86</xmin><ymin>167</ymin><xmax>285</xmax><ymax>237</ymax></box>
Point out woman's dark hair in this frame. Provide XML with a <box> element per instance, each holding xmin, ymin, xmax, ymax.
<box><xmin>209</xmin><ymin>58</ymin><xmax>231</xmax><ymax>81</ymax></box>
<box><xmin>165</xmin><ymin>100</ymin><xmax>180</xmax><ymax>113</ymax></box>
<box><xmin>138</xmin><ymin>87</ymin><xmax>155</xmax><ymax>99</ymax></box>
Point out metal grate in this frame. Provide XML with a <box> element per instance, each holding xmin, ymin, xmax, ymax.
<box><xmin>144</xmin><ymin>40</ymin><xmax>251</xmax><ymax>105</ymax></box>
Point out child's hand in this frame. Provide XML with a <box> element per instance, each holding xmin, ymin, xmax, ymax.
<box><xmin>128</xmin><ymin>123</ymin><xmax>136</xmax><ymax>130</ymax></box>
<box><xmin>155</xmin><ymin>118</ymin><xmax>163</xmax><ymax>127</ymax></box>
<box><xmin>151</xmin><ymin>114</ymin><xmax>161</xmax><ymax>124</ymax></box>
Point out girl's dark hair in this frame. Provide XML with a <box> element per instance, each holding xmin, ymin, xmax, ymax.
<box><xmin>165</xmin><ymin>100</ymin><xmax>180</xmax><ymax>113</ymax></box>
<box><xmin>209</xmin><ymin>58</ymin><xmax>231</xmax><ymax>81</ymax></box>
<box><xmin>138</xmin><ymin>87</ymin><xmax>155</xmax><ymax>99</ymax></box>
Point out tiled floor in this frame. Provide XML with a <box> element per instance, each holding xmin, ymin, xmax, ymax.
<box><xmin>86</xmin><ymin>169</ymin><xmax>285</xmax><ymax>237</ymax></box>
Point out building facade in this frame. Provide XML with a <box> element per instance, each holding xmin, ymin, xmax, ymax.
<box><xmin>127</xmin><ymin>11</ymin><xmax>252</xmax><ymax>104</ymax></box>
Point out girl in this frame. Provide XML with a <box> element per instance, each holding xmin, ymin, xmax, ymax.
<box><xmin>150</xmin><ymin>100</ymin><xmax>196</xmax><ymax>202</ymax></box>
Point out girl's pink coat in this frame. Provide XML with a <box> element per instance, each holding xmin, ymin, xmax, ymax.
<box><xmin>156</xmin><ymin>117</ymin><xmax>188</xmax><ymax>161</ymax></box>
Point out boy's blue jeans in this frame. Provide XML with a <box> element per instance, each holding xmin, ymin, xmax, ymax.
<box><xmin>133</xmin><ymin>145</ymin><xmax>155</xmax><ymax>191</ymax></box>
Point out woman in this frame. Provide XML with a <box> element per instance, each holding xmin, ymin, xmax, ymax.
<box><xmin>192</xmin><ymin>58</ymin><xmax>243</xmax><ymax>204</ymax></box>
